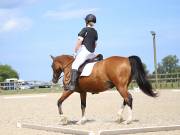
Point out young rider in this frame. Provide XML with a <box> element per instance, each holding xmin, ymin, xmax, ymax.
<box><xmin>69</xmin><ymin>14</ymin><xmax>98</xmax><ymax>91</ymax></box>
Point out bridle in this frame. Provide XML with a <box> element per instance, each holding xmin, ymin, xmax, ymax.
<box><xmin>57</xmin><ymin>59</ymin><xmax>74</xmax><ymax>80</ymax></box>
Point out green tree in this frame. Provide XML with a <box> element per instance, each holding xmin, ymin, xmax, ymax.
<box><xmin>0</xmin><ymin>65</ymin><xmax>19</xmax><ymax>82</ymax></box>
<box><xmin>176</xmin><ymin>66</ymin><xmax>180</xmax><ymax>72</ymax></box>
<box><xmin>143</xmin><ymin>63</ymin><xmax>149</xmax><ymax>75</ymax></box>
<box><xmin>157</xmin><ymin>63</ymin><xmax>165</xmax><ymax>74</ymax></box>
<box><xmin>157</xmin><ymin>55</ymin><xmax>179</xmax><ymax>74</ymax></box>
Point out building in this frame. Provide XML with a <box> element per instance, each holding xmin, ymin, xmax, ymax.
<box><xmin>0</xmin><ymin>78</ymin><xmax>19</xmax><ymax>90</ymax></box>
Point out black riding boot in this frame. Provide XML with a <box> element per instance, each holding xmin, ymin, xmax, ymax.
<box><xmin>69</xmin><ymin>69</ymin><xmax>78</xmax><ymax>91</ymax></box>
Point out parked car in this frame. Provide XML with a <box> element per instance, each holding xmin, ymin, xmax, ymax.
<box><xmin>19</xmin><ymin>82</ymin><xmax>35</xmax><ymax>90</ymax></box>
<box><xmin>38</xmin><ymin>82</ymin><xmax>52</xmax><ymax>88</ymax></box>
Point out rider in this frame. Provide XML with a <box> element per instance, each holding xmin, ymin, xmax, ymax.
<box><xmin>69</xmin><ymin>14</ymin><xmax>98</xmax><ymax>91</ymax></box>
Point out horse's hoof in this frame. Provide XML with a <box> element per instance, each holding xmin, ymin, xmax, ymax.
<box><xmin>117</xmin><ymin>118</ymin><xmax>124</xmax><ymax>123</ymax></box>
<box><xmin>59</xmin><ymin>115</ymin><xmax>68</xmax><ymax>125</ymax></box>
<box><xmin>122</xmin><ymin>120</ymin><xmax>132</xmax><ymax>125</ymax></box>
<box><xmin>76</xmin><ymin>117</ymin><xmax>87</xmax><ymax>125</ymax></box>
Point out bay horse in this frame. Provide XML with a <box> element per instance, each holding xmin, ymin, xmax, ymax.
<box><xmin>51</xmin><ymin>54</ymin><xmax>157</xmax><ymax>124</ymax></box>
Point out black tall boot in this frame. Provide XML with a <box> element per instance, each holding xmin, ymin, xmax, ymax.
<box><xmin>69</xmin><ymin>69</ymin><xmax>78</xmax><ymax>91</ymax></box>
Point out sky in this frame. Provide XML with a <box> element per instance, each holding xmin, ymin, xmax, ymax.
<box><xmin>0</xmin><ymin>0</ymin><xmax>180</xmax><ymax>81</ymax></box>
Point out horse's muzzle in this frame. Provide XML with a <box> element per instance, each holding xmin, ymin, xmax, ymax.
<box><xmin>52</xmin><ymin>78</ymin><xmax>58</xmax><ymax>84</ymax></box>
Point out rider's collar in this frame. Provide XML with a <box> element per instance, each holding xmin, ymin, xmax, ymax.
<box><xmin>87</xmin><ymin>25</ymin><xmax>93</xmax><ymax>28</ymax></box>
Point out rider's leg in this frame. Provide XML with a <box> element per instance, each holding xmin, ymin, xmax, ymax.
<box><xmin>69</xmin><ymin>69</ymin><xmax>78</xmax><ymax>91</ymax></box>
<box><xmin>69</xmin><ymin>46</ymin><xmax>91</xmax><ymax>91</ymax></box>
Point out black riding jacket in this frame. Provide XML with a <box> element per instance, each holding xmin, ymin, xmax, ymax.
<box><xmin>78</xmin><ymin>27</ymin><xmax>98</xmax><ymax>53</ymax></box>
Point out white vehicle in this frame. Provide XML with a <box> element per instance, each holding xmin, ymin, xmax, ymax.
<box><xmin>20</xmin><ymin>84</ymin><xmax>31</xmax><ymax>90</ymax></box>
<box><xmin>19</xmin><ymin>82</ymin><xmax>35</xmax><ymax>90</ymax></box>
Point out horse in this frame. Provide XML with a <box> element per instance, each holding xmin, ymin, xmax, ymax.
<box><xmin>50</xmin><ymin>54</ymin><xmax>157</xmax><ymax>124</ymax></box>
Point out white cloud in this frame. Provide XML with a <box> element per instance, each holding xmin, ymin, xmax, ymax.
<box><xmin>44</xmin><ymin>8</ymin><xmax>98</xmax><ymax>20</ymax></box>
<box><xmin>0</xmin><ymin>18</ymin><xmax>32</xmax><ymax>32</ymax></box>
<box><xmin>0</xmin><ymin>0</ymin><xmax>41</xmax><ymax>33</ymax></box>
<box><xmin>2</xmin><ymin>20</ymin><xmax>18</xmax><ymax>31</ymax></box>
<box><xmin>0</xmin><ymin>9</ymin><xmax>32</xmax><ymax>32</ymax></box>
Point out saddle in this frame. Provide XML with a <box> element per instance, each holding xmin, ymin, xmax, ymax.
<box><xmin>78</xmin><ymin>54</ymin><xmax>103</xmax><ymax>73</ymax></box>
<box><xmin>64</xmin><ymin>54</ymin><xmax>103</xmax><ymax>91</ymax></box>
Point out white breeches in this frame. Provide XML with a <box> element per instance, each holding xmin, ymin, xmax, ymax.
<box><xmin>72</xmin><ymin>45</ymin><xmax>96</xmax><ymax>70</ymax></box>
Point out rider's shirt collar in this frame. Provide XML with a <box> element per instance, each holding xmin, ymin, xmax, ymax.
<box><xmin>87</xmin><ymin>25</ymin><xmax>93</xmax><ymax>28</ymax></box>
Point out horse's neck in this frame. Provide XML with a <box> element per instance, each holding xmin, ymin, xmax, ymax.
<box><xmin>61</xmin><ymin>55</ymin><xmax>73</xmax><ymax>85</ymax></box>
<box><xmin>64</xmin><ymin>55</ymin><xmax>74</xmax><ymax>64</ymax></box>
<box><xmin>60</xmin><ymin>55</ymin><xmax>74</xmax><ymax>71</ymax></box>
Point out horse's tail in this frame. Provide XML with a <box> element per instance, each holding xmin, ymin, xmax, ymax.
<box><xmin>128</xmin><ymin>56</ymin><xmax>158</xmax><ymax>97</ymax></box>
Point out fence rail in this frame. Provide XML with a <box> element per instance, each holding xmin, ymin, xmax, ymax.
<box><xmin>1</xmin><ymin>73</ymin><xmax>180</xmax><ymax>90</ymax></box>
<box><xmin>130</xmin><ymin>73</ymin><xmax>180</xmax><ymax>89</ymax></box>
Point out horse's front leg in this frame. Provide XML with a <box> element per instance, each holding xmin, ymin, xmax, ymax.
<box><xmin>57</xmin><ymin>90</ymin><xmax>73</xmax><ymax>125</ymax></box>
<box><xmin>77</xmin><ymin>92</ymin><xmax>87</xmax><ymax>125</ymax></box>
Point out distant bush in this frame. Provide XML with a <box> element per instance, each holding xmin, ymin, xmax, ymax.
<box><xmin>0</xmin><ymin>64</ymin><xmax>19</xmax><ymax>82</ymax></box>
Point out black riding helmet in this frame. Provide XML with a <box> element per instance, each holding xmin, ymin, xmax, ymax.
<box><xmin>85</xmin><ymin>14</ymin><xmax>96</xmax><ymax>24</ymax></box>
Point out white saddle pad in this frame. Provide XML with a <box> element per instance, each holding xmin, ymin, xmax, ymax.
<box><xmin>80</xmin><ymin>62</ymin><xmax>96</xmax><ymax>76</ymax></box>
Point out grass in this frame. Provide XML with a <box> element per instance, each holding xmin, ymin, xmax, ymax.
<box><xmin>0</xmin><ymin>87</ymin><xmax>63</xmax><ymax>95</ymax></box>
<box><xmin>129</xmin><ymin>82</ymin><xmax>180</xmax><ymax>89</ymax></box>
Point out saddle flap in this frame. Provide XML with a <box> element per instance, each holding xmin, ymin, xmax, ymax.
<box><xmin>80</xmin><ymin>62</ymin><xmax>96</xmax><ymax>77</ymax></box>
<box><xmin>78</xmin><ymin>54</ymin><xmax>103</xmax><ymax>73</ymax></box>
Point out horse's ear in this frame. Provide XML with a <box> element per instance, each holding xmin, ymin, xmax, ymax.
<box><xmin>50</xmin><ymin>55</ymin><xmax>55</xmax><ymax>60</ymax></box>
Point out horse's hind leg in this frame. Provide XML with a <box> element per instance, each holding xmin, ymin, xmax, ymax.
<box><xmin>117</xmin><ymin>99</ymin><xmax>126</xmax><ymax>122</ymax></box>
<box><xmin>116</xmin><ymin>87</ymin><xmax>133</xmax><ymax>124</ymax></box>
<box><xmin>124</xmin><ymin>92</ymin><xmax>133</xmax><ymax>124</ymax></box>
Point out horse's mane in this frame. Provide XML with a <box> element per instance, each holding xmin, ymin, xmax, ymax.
<box><xmin>54</xmin><ymin>54</ymin><xmax>74</xmax><ymax>65</ymax></box>
<box><xmin>56</xmin><ymin>54</ymin><xmax>73</xmax><ymax>59</ymax></box>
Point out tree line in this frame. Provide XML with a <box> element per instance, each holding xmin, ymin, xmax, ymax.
<box><xmin>0</xmin><ymin>55</ymin><xmax>179</xmax><ymax>82</ymax></box>
<box><xmin>157</xmin><ymin>55</ymin><xmax>180</xmax><ymax>74</ymax></box>
<box><xmin>143</xmin><ymin>55</ymin><xmax>179</xmax><ymax>75</ymax></box>
<box><xmin>0</xmin><ymin>65</ymin><xmax>19</xmax><ymax>82</ymax></box>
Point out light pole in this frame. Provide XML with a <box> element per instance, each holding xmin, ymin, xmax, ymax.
<box><xmin>150</xmin><ymin>31</ymin><xmax>158</xmax><ymax>89</ymax></box>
